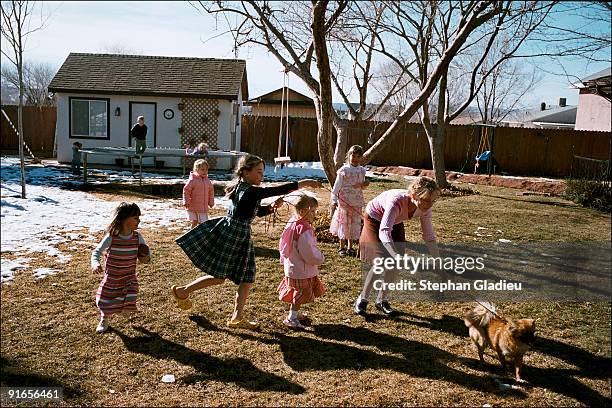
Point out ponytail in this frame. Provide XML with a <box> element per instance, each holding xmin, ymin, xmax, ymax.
<box><xmin>225</xmin><ymin>154</ymin><xmax>265</xmax><ymax>199</ymax></box>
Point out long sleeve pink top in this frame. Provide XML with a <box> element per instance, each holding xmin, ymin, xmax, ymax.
<box><xmin>279</xmin><ymin>218</ymin><xmax>324</xmax><ymax>279</ymax></box>
<box><xmin>183</xmin><ymin>171</ymin><xmax>214</xmax><ymax>213</ymax></box>
<box><xmin>365</xmin><ymin>189</ymin><xmax>437</xmax><ymax>243</ymax></box>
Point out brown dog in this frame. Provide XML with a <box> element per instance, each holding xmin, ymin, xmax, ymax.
<box><xmin>464</xmin><ymin>302</ymin><xmax>536</xmax><ymax>382</ymax></box>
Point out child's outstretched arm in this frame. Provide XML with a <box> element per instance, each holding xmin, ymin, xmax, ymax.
<box><xmin>91</xmin><ymin>234</ymin><xmax>111</xmax><ymax>273</ymax></box>
<box><xmin>298</xmin><ymin>179</ymin><xmax>322</xmax><ymax>189</ymax></box>
<box><xmin>250</xmin><ymin>179</ymin><xmax>322</xmax><ymax>202</ymax></box>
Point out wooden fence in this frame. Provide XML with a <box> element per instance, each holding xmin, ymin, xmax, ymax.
<box><xmin>1</xmin><ymin>105</ymin><xmax>56</xmax><ymax>154</ymax></box>
<box><xmin>241</xmin><ymin>115</ymin><xmax>611</xmax><ymax>177</ymax></box>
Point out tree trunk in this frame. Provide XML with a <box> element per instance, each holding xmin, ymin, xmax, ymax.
<box><xmin>332</xmin><ymin>117</ymin><xmax>348</xmax><ymax>170</ymax></box>
<box><xmin>17</xmin><ymin>41</ymin><xmax>26</xmax><ymax>198</ymax></box>
<box><xmin>314</xmin><ymin>97</ymin><xmax>336</xmax><ymax>184</ymax></box>
<box><xmin>428</xmin><ymin>125</ymin><xmax>449</xmax><ymax>188</ymax></box>
<box><xmin>311</xmin><ymin>1</ymin><xmax>336</xmax><ymax>184</ymax></box>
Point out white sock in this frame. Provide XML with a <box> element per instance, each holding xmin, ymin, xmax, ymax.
<box><xmin>288</xmin><ymin>310</ymin><xmax>298</xmax><ymax>320</ymax></box>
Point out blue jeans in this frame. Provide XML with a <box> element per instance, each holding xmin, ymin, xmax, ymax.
<box><xmin>134</xmin><ymin>139</ymin><xmax>147</xmax><ymax>155</ymax></box>
<box><xmin>71</xmin><ymin>159</ymin><xmax>81</xmax><ymax>175</ymax></box>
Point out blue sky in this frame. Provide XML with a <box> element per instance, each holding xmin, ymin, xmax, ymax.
<box><xmin>2</xmin><ymin>1</ymin><xmax>609</xmax><ymax>107</ymax></box>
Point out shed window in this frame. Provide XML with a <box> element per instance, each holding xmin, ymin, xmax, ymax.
<box><xmin>70</xmin><ymin>98</ymin><xmax>109</xmax><ymax>139</ymax></box>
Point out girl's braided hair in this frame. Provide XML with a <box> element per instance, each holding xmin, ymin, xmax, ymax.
<box><xmin>224</xmin><ymin>154</ymin><xmax>265</xmax><ymax>200</ymax></box>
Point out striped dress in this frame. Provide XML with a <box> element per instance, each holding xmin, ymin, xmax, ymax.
<box><xmin>95</xmin><ymin>232</ymin><xmax>140</xmax><ymax>316</ymax></box>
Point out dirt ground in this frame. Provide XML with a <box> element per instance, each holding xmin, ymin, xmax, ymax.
<box><xmin>369</xmin><ymin>166</ymin><xmax>568</xmax><ymax>195</ymax></box>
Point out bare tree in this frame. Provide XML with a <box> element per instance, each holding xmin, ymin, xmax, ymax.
<box><xmin>482</xmin><ymin>2</ymin><xmax>612</xmax><ymax>95</ymax></box>
<box><xmin>196</xmin><ymin>0</ymin><xmax>348</xmax><ymax>182</ymax></box>
<box><xmin>471</xmin><ymin>55</ymin><xmax>543</xmax><ymax>124</ymax></box>
<box><xmin>327</xmin><ymin>1</ymin><xmax>415</xmax><ymax>166</ymax></box>
<box><xmin>197</xmin><ymin>0</ymin><xmax>505</xmax><ymax>184</ymax></box>
<box><xmin>539</xmin><ymin>1</ymin><xmax>611</xmax><ymax>65</ymax></box>
<box><xmin>1</xmin><ymin>61</ymin><xmax>56</xmax><ymax>106</ymax></box>
<box><xmin>99</xmin><ymin>42</ymin><xmax>143</xmax><ymax>55</ymax></box>
<box><xmin>1</xmin><ymin>75</ymin><xmax>18</xmax><ymax>103</ymax></box>
<box><xmin>1</xmin><ymin>0</ymin><xmax>50</xmax><ymax>198</ymax></box>
<box><xmin>366</xmin><ymin>1</ymin><xmax>554</xmax><ymax>186</ymax></box>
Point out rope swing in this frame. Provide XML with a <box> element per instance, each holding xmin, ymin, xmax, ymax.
<box><xmin>474</xmin><ymin>125</ymin><xmax>491</xmax><ymax>174</ymax></box>
<box><xmin>274</xmin><ymin>68</ymin><xmax>292</xmax><ymax>172</ymax></box>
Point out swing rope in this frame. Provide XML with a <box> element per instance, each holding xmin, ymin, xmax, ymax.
<box><xmin>474</xmin><ymin>126</ymin><xmax>491</xmax><ymax>173</ymax></box>
<box><xmin>274</xmin><ymin>69</ymin><xmax>292</xmax><ymax>170</ymax></box>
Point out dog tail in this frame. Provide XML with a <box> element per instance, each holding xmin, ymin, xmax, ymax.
<box><xmin>464</xmin><ymin>301</ymin><xmax>496</xmax><ymax>328</ymax></box>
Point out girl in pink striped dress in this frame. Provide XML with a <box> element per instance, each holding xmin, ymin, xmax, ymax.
<box><xmin>278</xmin><ymin>194</ymin><xmax>325</xmax><ymax>329</ymax></box>
<box><xmin>92</xmin><ymin>202</ymin><xmax>151</xmax><ymax>334</ymax></box>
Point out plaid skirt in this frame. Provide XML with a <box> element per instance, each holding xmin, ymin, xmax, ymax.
<box><xmin>176</xmin><ymin>216</ymin><xmax>256</xmax><ymax>284</ymax></box>
<box><xmin>277</xmin><ymin>276</ymin><xmax>325</xmax><ymax>305</ymax></box>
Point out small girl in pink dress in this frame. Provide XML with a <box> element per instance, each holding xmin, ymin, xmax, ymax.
<box><xmin>278</xmin><ymin>193</ymin><xmax>325</xmax><ymax>329</ymax></box>
<box><xmin>329</xmin><ymin>145</ymin><xmax>369</xmax><ymax>257</ymax></box>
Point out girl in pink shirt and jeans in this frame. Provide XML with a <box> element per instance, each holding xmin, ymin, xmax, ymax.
<box><xmin>355</xmin><ymin>176</ymin><xmax>441</xmax><ymax>317</ymax></box>
<box><xmin>278</xmin><ymin>193</ymin><xmax>326</xmax><ymax>329</ymax></box>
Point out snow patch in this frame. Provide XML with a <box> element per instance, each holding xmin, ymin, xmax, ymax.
<box><xmin>1</xmin><ymin>257</ymin><xmax>31</xmax><ymax>282</ymax></box>
<box><xmin>33</xmin><ymin>267</ymin><xmax>61</xmax><ymax>279</ymax></box>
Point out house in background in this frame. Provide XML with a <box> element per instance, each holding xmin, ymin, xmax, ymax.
<box><xmin>48</xmin><ymin>53</ymin><xmax>248</xmax><ymax>169</ymax></box>
<box><xmin>574</xmin><ymin>67</ymin><xmax>611</xmax><ymax>131</ymax></box>
<box><xmin>450</xmin><ymin>100</ymin><xmax>577</xmax><ymax>129</ymax></box>
<box><xmin>502</xmin><ymin>99</ymin><xmax>577</xmax><ymax>129</ymax></box>
<box><xmin>245</xmin><ymin>87</ymin><xmax>316</xmax><ymax>118</ymax></box>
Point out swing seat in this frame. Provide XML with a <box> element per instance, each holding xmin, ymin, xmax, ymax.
<box><xmin>475</xmin><ymin>150</ymin><xmax>491</xmax><ymax>161</ymax></box>
<box><xmin>274</xmin><ymin>156</ymin><xmax>292</xmax><ymax>165</ymax></box>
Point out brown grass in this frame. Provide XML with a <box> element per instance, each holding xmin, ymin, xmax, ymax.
<box><xmin>1</xmin><ymin>178</ymin><xmax>610</xmax><ymax>406</ymax></box>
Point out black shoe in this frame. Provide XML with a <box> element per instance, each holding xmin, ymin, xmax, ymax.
<box><xmin>354</xmin><ymin>298</ymin><xmax>368</xmax><ymax>315</ymax></box>
<box><xmin>346</xmin><ymin>248</ymin><xmax>357</xmax><ymax>257</ymax></box>
<box><xmin>338</xmin><ymin>248</ymin><xmax>347</xmax><ymax>257</ymax></box>
<box><xmin>375</xmin><ymin>301</ymin><xmax>396</xmax><ymax>317</ymax></box>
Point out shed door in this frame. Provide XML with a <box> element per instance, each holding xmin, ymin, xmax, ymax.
<box><xmin>130</xmin><ymin>102</ymin><xmax>156</xmax><ymax>165</ymax></box>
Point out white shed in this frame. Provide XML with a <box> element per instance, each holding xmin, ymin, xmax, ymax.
<box><xmin>48</xmin><ymin>53</ymin><xmax>248</xmax><ymax>169</ymax></box>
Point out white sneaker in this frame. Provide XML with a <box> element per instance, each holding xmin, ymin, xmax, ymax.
<box><xmin>96</xmin><ymin>318</ymin><xmax>109</xmax><ymax>334</ymax></box>
<box><xmin>283</xmin><ymin>317</ymin><xmax>305</xmax><ymax>330</ymax></box>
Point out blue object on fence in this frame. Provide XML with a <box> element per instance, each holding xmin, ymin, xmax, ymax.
<box><xmin>475</xmin><ymin>150</ymin><xmax>491</xmax><ymax>161</ymax></box>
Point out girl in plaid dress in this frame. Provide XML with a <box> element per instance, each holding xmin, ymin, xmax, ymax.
<box><xmin>92</xmin><ymin>202</ymin><xmax>151</xmax><ymax>334</ymax></box>
<box><xmin>329</xmin><ymin>145</ymin><xmax>369</xmax><ymax>257</ymax></box>
<box><xmin>172</xmin><ymin>154</ymin><xmax>322</xmax><ymax>330</ymax></box>
<box><xmin>278</xmin><ymin>193</ymin><xmax>325</xmax><ymax>329</ymax></box>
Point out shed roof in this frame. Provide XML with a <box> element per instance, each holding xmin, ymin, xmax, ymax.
<box><xmin>48</xmin><ymin>53</ymin><xmax>248</xmax><ymax>99</ymax></box>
